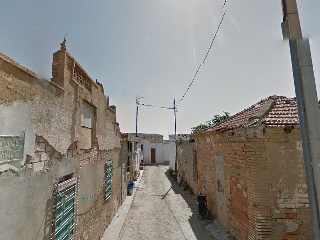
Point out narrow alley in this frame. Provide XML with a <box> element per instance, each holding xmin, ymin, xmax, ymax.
<box><xmin>103</xmin><ymin>165</ymin><xmax>229</xmax><ymax>240</ymax></box>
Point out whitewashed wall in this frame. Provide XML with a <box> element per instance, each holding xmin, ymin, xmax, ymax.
<box><xmin>138</xmin><ymin>141</ymin><xmax>164</xmax><ymax>164</ymax></box>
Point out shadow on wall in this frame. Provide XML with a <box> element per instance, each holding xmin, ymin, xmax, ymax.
<box><xmin>35</xmin><ymin>191</ymin><xmax>54</xmax><ymax>240</ymax></box>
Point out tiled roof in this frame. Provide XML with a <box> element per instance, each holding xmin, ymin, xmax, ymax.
<box><xmin>204</xmin><ymin>95</ymin><xmax>299</xmax><ymax>133</ymax></box>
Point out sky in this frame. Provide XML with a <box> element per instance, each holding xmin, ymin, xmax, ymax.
<box><xmin>1</xmin><ymin>0</ymin><xmax>320</xmax><ymax>139</ymax></box>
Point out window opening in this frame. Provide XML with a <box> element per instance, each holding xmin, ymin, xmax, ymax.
<box><xmin>80</xmin><ymin>101</ymin><xmax>95</xmax><ymax>149</ymax></box>
<box><xmin>128</xmin><ymin>142</ymin><xmax>133</xmax><ymax>152</ymax></box>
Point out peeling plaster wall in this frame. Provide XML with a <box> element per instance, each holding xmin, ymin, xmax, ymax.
<box><xmin>0</xmin><ymin>74</ymin><xmax>75</xmax><ymax>157</ymax></box>
<box><xmin>0</xmin><ymin>137</ymin><xmax>79</xmax><ymax>240</ymax></box>
<box><xmin>0</xmin><ymin>170</ymin><xmax>55</xmax><ymax>240</ymax></box>
<box><xmin>0</xmin><ymin>101</ymin><xmax>35</xmax><ymax>170</ymax></box>
<box><xmin>0</xmin><ymin>50</ymin><xmax>122</xmax><ymax>240</ymax></box>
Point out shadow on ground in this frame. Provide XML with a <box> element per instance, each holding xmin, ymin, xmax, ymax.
<box><xmin>163</xmin><ymin>169</ymin><xmax>214</xmax><ymax>239</ymax></box>
<box><xmin>144</xmin><ymin>162</ymin><xmax>170</xmax><ymax>167</ymax></box>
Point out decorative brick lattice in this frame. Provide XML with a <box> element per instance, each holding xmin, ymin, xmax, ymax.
<box><xmin>73</xmin><ymin>64</ymin><xmax>92</xmax><ymax>92</ymax></box>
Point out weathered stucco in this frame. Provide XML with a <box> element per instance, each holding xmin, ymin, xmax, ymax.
<box><xmin>0</xmin><ymin>44</ymin><xmax>123</xmax><ymax>240</ymax></box>
<box><xmin>194</xmin><ymin>125</ymin><xmax>311</xmax><ymax>240</ymax></box>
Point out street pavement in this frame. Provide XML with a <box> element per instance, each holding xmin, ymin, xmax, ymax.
<box><xmin>102</xmin><ymin>165</ymin><xmax>230</xmax><ymax>240</ymax></box>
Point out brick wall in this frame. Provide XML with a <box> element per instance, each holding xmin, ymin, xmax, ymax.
<box><xmin>176</xmin><ymin>141</ymin><xmax>197</xmax><ymax>194</ymax></box>
<box><xmin>196</xmin><ymin>135</ymin><xmax>217</xmax><ymax>217</ymax></box>
<box><xmin>195</xmin><ymin>125</ymin><xmax>311</xmax><ymax>239</ymax></box>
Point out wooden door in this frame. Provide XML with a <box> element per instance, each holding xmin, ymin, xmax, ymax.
<box><xmin>151</xmin><ymin>148</ymin><xmax>156</xmax><ymax>163</ymax></box>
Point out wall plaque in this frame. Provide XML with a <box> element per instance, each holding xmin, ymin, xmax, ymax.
<box><xmin>0</xmin><ymin>132</ymin><xmax>25</xmax><ymax>163</ymax></box>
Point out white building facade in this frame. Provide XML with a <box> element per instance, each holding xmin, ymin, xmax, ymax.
<box><xmin>124</xmin><ymin>133</ymin><xmax>165</xmax><ymax>164</ymax></box>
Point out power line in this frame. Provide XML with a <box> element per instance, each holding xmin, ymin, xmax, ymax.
<box><xmin>135</xmin><ymin>95</ymin><xmax>176</xmax><ymax>136</ymax></box>
<box><xmin>177</xmin><ymin>2</ymin><xmax>227</xmax><ymax>105</ymax></box>
<box><xmin>223</xmin><ymin>0</ymin><xmax>227</xmax><ymax>8</ymax></box>
<box><xmin>134</xmin><ymin>1</ymin><xmax>227</xmax><ymax>136</ymax></box>
<box><xmin>140</xmin><ymin>103</ymin><xmax>174</xmax><ymax>110</ymax></box>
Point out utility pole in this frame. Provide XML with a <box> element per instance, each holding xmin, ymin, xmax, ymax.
<box><xmin>173</xmin><ymin>98</ymin><xmax>177</xmax><ymax>141</ymax></box>
<box><xmin>281</xmin><ymin>0</ymin><xmax>320</xmax><ymax>237</ymax></box>
<box><xmin>135</xmin><ymin>96</ymin><xmax>143</xmax><ymax>137</ymax></box>
<box><xmin>173</xmin><ymin>98</ymin><xmax>177</xmax><ymax>171</ymax></box>
<box><xmin>135</xmin><ymin>96</ymin><xmax>138</xmax><ymax>137</ymax></box>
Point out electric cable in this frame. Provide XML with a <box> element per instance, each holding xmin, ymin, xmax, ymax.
<box><xmin>140</xmin><ymin>103</ymin><xmax>174</xmax><ymax>110</ymax></box>
<box><xmin>177</xmin><ymin>1</ymin><xmax>227</xmax><ymax>105</ymax></box>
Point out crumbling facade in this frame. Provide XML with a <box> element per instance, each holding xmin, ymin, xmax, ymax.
<box><xmin>0</xmin><ymin>40</ymin><xmax>123</xmax><ymax>240</ymax></box>
<box><xmin>194</xmin><ymin>96</ymin><xmax>311</xmax><ymax>239</ymax></box>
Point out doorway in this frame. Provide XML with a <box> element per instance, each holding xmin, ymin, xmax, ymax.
<box><xmin>151</xmin><ymin>148</ymin><xmax>156</xmax><ymax>163</ymax></box>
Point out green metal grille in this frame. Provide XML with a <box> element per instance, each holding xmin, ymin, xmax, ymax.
<box><xmin>106</xmin><ymin>164</ymin><xmax>113</xmax><ymax>199</ymax></box>
<box><xmin>54</xmin><ymin>183</ymin><xmax>76</xmax><ymax>240</ymax></box>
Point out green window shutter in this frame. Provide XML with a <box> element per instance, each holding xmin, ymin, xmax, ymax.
<box><xmin>106</xmin><ymin>163</ymin><xmax>113</xmax><ymax>199</ymax></box>
<box><xmin>54</xmin><ymin>182</ymin><xmax>76</xmax><ymax>240</ymax></box>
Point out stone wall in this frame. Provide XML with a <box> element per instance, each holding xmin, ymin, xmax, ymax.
<box><xmin>0</xmin><ymin>45</ymin><xmax>122</xmax><ymax>240</ymax></box>
<box><xmin>194</xmin><ymin>125</ymin><xmax>311</xmax><ymax>239</ymax></box>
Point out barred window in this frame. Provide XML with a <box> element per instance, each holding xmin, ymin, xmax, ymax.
<box><xmin>105</xmin><ymin>162</ymin><xmax>113</xmax><ymax>200</ymax></box>
<box><xmin>53</xmin><ymin>176</ymin><xmax>77</xmax><ymax>240</ymax></box>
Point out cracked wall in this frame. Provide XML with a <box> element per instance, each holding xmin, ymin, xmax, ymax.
<box><xmin>0</xmin><ymin>47</ymin><xmax>122</xmax><ymax>240</ymax></box>
<box><xmin>194</xmin><ymin>126</ymin><xmax>311</xmax><ymax>240</ymax></box>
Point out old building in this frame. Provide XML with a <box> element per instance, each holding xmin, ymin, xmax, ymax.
<box><xmin>0</xmin><ymin>40</ymin><xmax>124</xmax><ymax>240</ymax></box>
<box><xmin>194</xmin><ymin>96</ymin><xmax>311</xmax><ymax>239</ymax></box>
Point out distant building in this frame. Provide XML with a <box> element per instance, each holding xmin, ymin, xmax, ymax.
<box><xmin>122</xmin><ymin>133</ymin><xmax>164</xmax><ymax>165</ymax></box>
<box><xmin>122</xmin><ymin>133</ymin><xmax>192</xmax><ymax>172</ymax></box>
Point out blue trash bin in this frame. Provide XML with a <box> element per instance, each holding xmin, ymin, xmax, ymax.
<box><xmin>128</xmin><ymin>183</ymin><xmax>134</xmax><ymax>196</ymax></box>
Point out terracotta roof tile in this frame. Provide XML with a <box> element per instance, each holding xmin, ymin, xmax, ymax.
<box><xmin>203</xmin><ymin>95</ymin><xmax>299</xmax><ymax>133</ymax></box>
